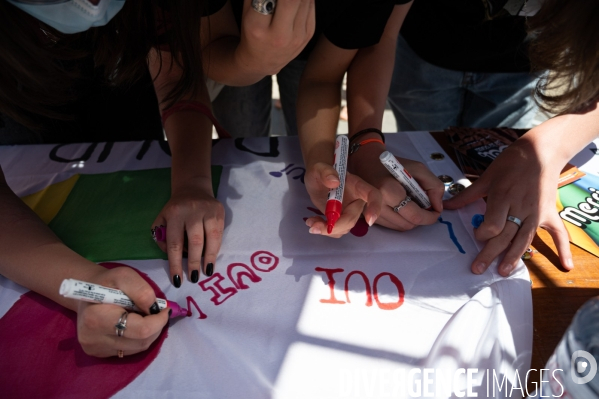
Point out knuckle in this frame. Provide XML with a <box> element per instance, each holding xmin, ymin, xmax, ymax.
<box><xmin>80</xmin><ymin>310</ymin><xmax>101</xmax><ymax>332</ymax></box>
<box><xmin>187</xmin><ymin>233</ymin><xmax>204</xmax><ymax>247</ymax></box>
<box><xmin>137</xmin><ymin>325</ymin><xmax>154</xmax><ymax>341</ymax></box>
<box><xmin>167</xmin><ymin>241</ymin><xmax>183</xmax><ymax>253</ymax></box>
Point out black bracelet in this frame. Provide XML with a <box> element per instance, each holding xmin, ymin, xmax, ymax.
<box><xmin>349</xmin><ymin>128</ymin><xmax>385</xmax><ymax>144</ymax></box>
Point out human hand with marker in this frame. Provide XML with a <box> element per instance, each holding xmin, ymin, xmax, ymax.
<box><xmin>76</xmin><ymin>267</ymin><xmax>170</xmax><ymax>358</ymax></box>
<box><xmin>239</xmin><ymin>0</ymin><xmax>315</xmax><ymax>75</ymax></box>
<box><xmin>304</xmin><ymin>162</ymin><xmax>382</xmax><ymax>238</ymax></box>
<box><xmin>349</xmin><ymin>146</ymin><xmax>444</xmax><ymax>231</ymax></box>
<box><xmin>152</xmin><ymin>177</ymin><xmax>224</xmax><ymax>286</ymax></box>
<box><xmin>444</xmin><ymin>133</ymin><xmax>572</xmax><ymax>277</ymax></box>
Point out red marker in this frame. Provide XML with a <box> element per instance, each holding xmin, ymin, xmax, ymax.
<box><xmin>326</xmin><ymin>135</ymin><xmax>349</xmax><ymax>234</ymax></box>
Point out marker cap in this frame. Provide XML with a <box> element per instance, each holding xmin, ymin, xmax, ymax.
<box><xmin>167</xmin><ymin>300</ymin><xmax>189</xmax><ymax>318</ymax></box>
<box><xmin>325</xmin><ymin>200</ymin><xmax>342</xmax><ymax>234</ymax></box>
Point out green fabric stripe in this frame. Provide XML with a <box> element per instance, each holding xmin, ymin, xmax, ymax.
<box><xmin>48</xmin><ymin>166</ymin><xmax>223</xmax><ymax>262</ymax></box>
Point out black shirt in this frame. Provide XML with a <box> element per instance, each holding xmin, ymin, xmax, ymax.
<box><xmin>223</xmin><ymin>0</ymin><xmax>410</xmax><ymax>59</ymax></box>
<box><xmin>400</xmin><ymin>0</ymin><xmax>530</xmax><ymax>73</ymax></box>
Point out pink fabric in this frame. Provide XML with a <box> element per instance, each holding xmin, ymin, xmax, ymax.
<box><xmin>0</xmin><ymin>263</ymin><xmax>168</xmax><ymax>398</ymax></box>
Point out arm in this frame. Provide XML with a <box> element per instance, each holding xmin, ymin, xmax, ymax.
<box><xmin>200</xmin><ymin>0</ymin><xmax>315</xmax><ymax>86</ymax></box>
<box><xmin>148</xmin><ymin>49</ymin><xmax>224</xmax><ymax>283</ymax></box>
<box><xmin>445</xmin><ymin>101</ymin><xmax>599</xmax><ymax>276</ymax></box>
<box><xmin>347</xmin><ymin>3</ymin><xmax>444</xmax><ymax>231</ymax></box>
<box><xmin>297</xmin><ymin>35</ymin><xmax>382</xmax><ymax>237</ymax></box>
<box><xmin>0</xmin><ymin>167</ymin><xmax>169</xmax><ymax>357</ymax></box>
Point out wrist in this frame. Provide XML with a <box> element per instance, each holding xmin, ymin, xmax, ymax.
<box><xmin>171</xmin><ymin>175</ymin><xmax>214</xmax><ymax>197</ymax></box>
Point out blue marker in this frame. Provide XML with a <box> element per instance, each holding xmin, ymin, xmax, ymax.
<box><xmin>471</xmin><ymin>214</ymin><xmax>484</xmax><ymax>229</ymax></box>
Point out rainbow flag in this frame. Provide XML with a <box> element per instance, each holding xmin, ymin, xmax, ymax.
<box><xmin>21</xmin><ymin>167</ymin><xmax>222</xmax><ymax>262</ymax></box>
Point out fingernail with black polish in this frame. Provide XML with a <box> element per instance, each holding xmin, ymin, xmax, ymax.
<box><xmin>149</xmin><ymin>302</ymin><xmax>160</xmax><ymax>315</ymax></box>
<box><xmin>206</xmin><ymin>263</ymin><xmax>214</xmax><ymax>277</ymax></box>
<box><xmin>191</xmin><ymin>270</ymin><xmax>199</xmax><ymax>283</ymax></box>
<box><xmin>173</xmin><ymin>274</ymin><xmax>181</xmax><ymax>288</ymax></box>
<box><xmin>168</xmin><ymin>309</ymin><xmax>172</xmax><ymax>318</ymax></box>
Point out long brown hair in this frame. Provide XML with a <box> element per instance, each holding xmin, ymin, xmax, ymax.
<box><xmin>0</xmin><ymin>0</ymin><xmax>205</xmax><ymax>132</ymax></box>
<box><xmin>528</xmin><ymin>0</ymin><xmax>599</xmax><ymax>114</ymax></box>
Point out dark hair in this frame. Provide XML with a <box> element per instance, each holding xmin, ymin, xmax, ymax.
<box><xmin>528</xmin><ymin>0</ymin><xmax>599</xmax><ymax>114</ymax></box>
<box><xmin>0</xmin><ymin>0</ymin><xmax>205</xmax><ymax>131</ymax></box>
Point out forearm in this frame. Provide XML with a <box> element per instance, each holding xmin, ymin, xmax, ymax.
<box><xmin>297</xmin><ymin>37</ymin><xmax>356</xmax><ymax>168</ymax></box>
<box><xmin>346</xmin><ymin>3</ymin><xmax>411</xmax><ymax>136</ymax></box>
<box><xmin>0</xmin><ymin>176</ymin><xmax>104</xmax><ymax>311</ymax></box>
<box><xmin>523</xmin><ymin>102</ymin><xmax>599</xmax><ymax>167</ymax></box>
<box><xmin>297</xmin><ymin>79</ymin><xmax>343</xmax><ymax>168</ymax></box>
<box><xmin>149</xmin><ymin>49</ymin><xmax>214</xmax><ymax>193</ymax></box>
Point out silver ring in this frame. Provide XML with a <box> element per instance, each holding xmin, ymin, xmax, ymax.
<box><xmin>506</xmin><ymin>215</ymin><xmax>522</xmax><ymax>228</ymax></box>
<box><xmin>115</xmin><ymin>311</ymin><xmax>128</xmax><ymax>337</ymax></box>
<box><xmin>252</xmin><ymin>0</ymin><xmax>276</xmax><ymax>15</ymax></box>
<box><xmin>392</xmin><ymin>196</ymin><xmax>411</xmax><ymax>213</ymax></box>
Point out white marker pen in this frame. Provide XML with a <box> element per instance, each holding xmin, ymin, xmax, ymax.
<box><xmin>326</xmin><ymin>135</ymin><xmax>349</xmax><ymax>233</ymax></box>
<box><xmin>59</xmin><ymin>279</ymin><xmax>188</xmax><ymax>318</ymax></box>
<box><xmin>379</xmin><ymin>151</ymin><xmax>432</xmax><ymax>210</ymax></box>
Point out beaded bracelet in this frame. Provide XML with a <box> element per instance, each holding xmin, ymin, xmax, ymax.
<box><xmin>349</xmin><ymin>128</ymin><xmax>385</xmax><ymax>145</ymax></box>
<box><xmin>161</xmin><ymin>100</ymin><xmax>231</xmax><ymax>138</ymax></box>
<box><xmin>349</xmin><ymin>138</ymin><xmax>385</xmax><ymax>156</ymax></box>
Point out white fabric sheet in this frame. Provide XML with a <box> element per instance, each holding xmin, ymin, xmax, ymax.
<box><xmin>0</xmin><ymin>133</ymin><xmax>532</xmax><ymax>398</ymax></box>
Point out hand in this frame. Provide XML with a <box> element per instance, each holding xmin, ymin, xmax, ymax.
<box><xmin>304</xmin><ymin>161</ymin><xmax>382</xmax><ymax>238</ymax></box>
<box><xmin>349</xmin><ymin>146</ymin><xmax>444</xmax><ymax>231</ymax></box>
<box><xmin>76</xmin><ymin>267</ymin><xmax>170</xmax><ymax>358</ymax></box>
<box><xmin>444</xmin><ymin>136</ymin><xmax>573</xmax><ymax>276</ymax></box>
<box><xmin>239</xmin><ymin>0</ymin><xmax>315</xmax><ymax>75</ymax></box>
<box><xmin>152</xmin><ymin>177</ymin><xmax>224</xmax><ymax>286</ymax></box>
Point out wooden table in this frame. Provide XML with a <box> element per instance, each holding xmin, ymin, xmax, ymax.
<box><xmin>430</xmin><ymin>131</ymin><xmax>599</xmax><ymax>390</ymax></box>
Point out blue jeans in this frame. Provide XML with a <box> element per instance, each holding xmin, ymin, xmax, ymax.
<box><xmin>211</xmin><ymin>59</ymin><xmax>307</xmax><ymax>138</ymax></box>
<box><xmin>388</xmin><ymin>35</ymin><xmax>544</xmax><ymax>131</ymax></box>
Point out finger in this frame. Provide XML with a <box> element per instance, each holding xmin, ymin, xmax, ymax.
<box><xmin>305</xmin><ymin>0</ymin><xmax>315</xmax><ymax>36</ymax></box>
<box><xmin>203</xmin><ymin>212</ymin><xmax>224</xmax><ymax>277</ymax></box>
<box><xmin>348</xmin><ymin>173</ymin><xmax>382</xmax><ymax>226</ymax></box>
<box><xmin>375</xmin><ymin>207</ymin><xmax>416</xmax><ymax>231</ymax></box>
<box><xmin>470</xmin><ymin>221</ymin><xmax>520</xmax><ymax>275</ymax></box>
<box><xmin>474</xmin><ymin>196</ymin><xmax>512</xmax><ymax>242</ymax></box>
<box><xmin>185</xmin><ymin>220</ymin><xmax>204</xmax><ymax>283</ymax></box>
<box><xmin>497</xmin><ymin>222</ymin><xmax>536</xmax><ymax>277</ymax></box>
<box><xmin>151</xmin><ymin>217</ymin><xmax>167</xmax><ymax>253</ymax></box>
<box><xmin>542</xmin><ymin>214</ymin><xmax>574</xmax><ymax>270</ymax></box>
<box><xmin>402</xmin><ymin>161</ymin><xmax>445</xmax><ymax>213</ymax></box>
<box><xmin>272</xmin><ymin>0</ymin><xmax>303</xmax><ymax>31</ymax></box>
<box><xmin>104</xmin><ymin>267</ymin><xmax>158</xmax><ymax>315</ymax></box>
<box><xmin>315</xmin><ymin>162</ymin><xmax>341</xmax><ymax>189</ymax></box>
<box><xmin>307</xmin><ymin>217</ymin><xmax>327</xmax><ymax>235</ymax></box>
<box><xmin>166</xmin><ymin>218</ymin><xmax>186</xmax><ymax>288</ymax></box>
<box><xmin>395</xmin><ymin>202</ymin><xmax>441</xmax><ymax>226</ymax></box>
<box><xmin>443</xmin><ymin>179</ymin><xmax>489</xmax><ymax>210</ymax></box>
<box><xmin>328</xmin><ymin>199</ymin><xmax>366</xmax><ymax>237</ymax></box>
<box><xmin>293</xmin><ymin>0</ymin><xmax>315</xmax><ymax>36</ymax></box>
<box><xmin>113</xmin><ymin>310</ymin><xmax>169</xmax><ymax>341</ymax></box>
<box><xmin>109</xmin><ymin>311</ymin><xmax>169</xmax><ymax>357</ymax></box>
<box><xmin>242</xmin><ymin>0</ymin><xmax>272</xmax><ymax>29</ymax></box>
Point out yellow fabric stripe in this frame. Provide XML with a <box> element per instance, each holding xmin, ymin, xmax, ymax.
<box><xmin>21</xmin><ymin>175</ymin><xmax>79</xmax><ymax>224</ymax></box>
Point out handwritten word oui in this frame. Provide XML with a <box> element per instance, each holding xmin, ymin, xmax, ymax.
<box><xmin>185</xmin><ymin>250</ymin><xmax>279</xmax><ymax>319</ymax></box>
<box><xmin>559</xmin><ymin>186</ymin><xmax>599</xmax><ymax>228</ymax></box>
<box><xmin>315</xmin><ymin>267</ymin><xmax>405</xmax><ymax>311</ymax></box>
